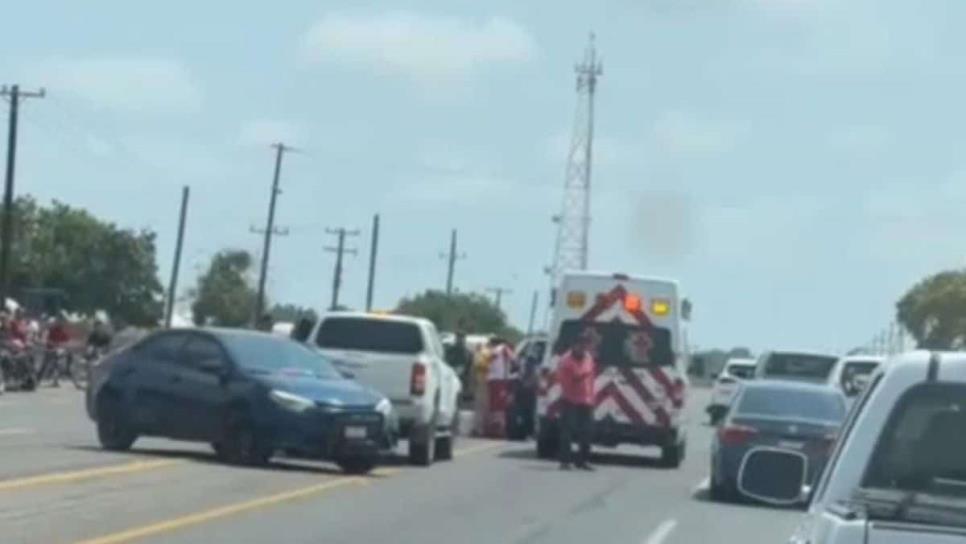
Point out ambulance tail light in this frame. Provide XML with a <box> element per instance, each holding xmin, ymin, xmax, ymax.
<box><xmin>719</xmin><ymin>424</ymin><xmax>758</xmax><ymax>446</ymax></box>
<box><xmin>410</xmin><ymin>362</ymin><xmax>427</xmax><ymax>397</ymax></box>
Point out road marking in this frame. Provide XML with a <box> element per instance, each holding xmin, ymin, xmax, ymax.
<box><xmin>693</xmin><ymin>477</ymin><xmax>709</xmax><ymax>494</ymax></box>
<box><xmin>453</xmin><ymin>442</ymin><xmax>504</xmax><ymax>458</ymax></box>
<box><xmin>0</xmin><ymin>427</ymin><xmax>34</xmax><ymax>436</ymax></box>
<box><xmin>0</xmin><ymin>459</ymin><xmax>178</xmax><ymax>492</ymax></box>
<box><xmin>643</xmin><ymin>519</ymin><xmax>678</xmax><ymax>544</ymax></box>
<box><xmin>75</xmin><ymin>477</ymin><xmax>362</xmax><ymax>544</ymax></box>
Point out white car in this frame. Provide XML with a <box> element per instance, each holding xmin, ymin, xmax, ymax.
<box><xmin>827</xmin><ymin>354</ymin><xmax>884</xmax><ymax>399</ymax></box>
<box><xmin>790</xmin><ymin>351</ymin><xmax>966</xmax><ymax>544</ymax></box>
<box><xmin>309</xmin><ymin>312</ymin><xmax>462</xmax><ymax>466</ymax></box>
<box><xmin>706</xmin><ymin>357</ymin><xmax>756</xmax><ymax>424</ymax></box>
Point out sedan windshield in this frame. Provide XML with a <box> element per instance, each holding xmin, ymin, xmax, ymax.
<box><xmin>763</xmin><ymin>353</ymin><xmax>838</xmax><ymax>380</ymax></box>
<box><xmin>221</xmin><ymin>334</ymin><xmax>342</xmax><ymax>379</ymax></box>
<box><xmin>736</xmin><ymin>387</ymin><xmax>845</xmax><ymax>423</ymax></box>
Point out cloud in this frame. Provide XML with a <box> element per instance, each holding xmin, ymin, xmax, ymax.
<box><xmin>652</xmin><ymin>111</ymin><xmax>748</xmax><ymax>156</ymax></box>
<box><xmin>27</xmin><ymin>57</ymin><xmax>202</xmax><ymax>114</ymax></box>
<box><xmin>299</xmin><ymin>12</ymin><xmax>537</xmax><ymax>83</ymax></box>
<box><xmin>239</xmin><ymin>120</ymin><xmax>304</xmax><ymax>147</ymax></box>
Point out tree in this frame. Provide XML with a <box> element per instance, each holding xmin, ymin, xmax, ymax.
<box><xmin>191</xmin><ymin>250</ymin><xmax>258</xmax><ymax>327</ymax></box>
<box><xmin>3</xmin><ymin>197</ymin><xmax>164</xmax><ymax>325</ymax></box>
<box><xmin>896</xmin><ymin>269</ymin><xmax>966</xmax><ymax>349</ymax></box>
<box><xmin>270</xmin><ymin>303</ymin><xmax>318</xmax><ymax>323</ymax></box>
<box><xmin>395</xmin><ymin>290</ymin><xmax>522</xmax><ymax>341</ymax></box>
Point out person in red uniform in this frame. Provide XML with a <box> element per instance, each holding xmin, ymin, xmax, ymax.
<box><xmin>557</xmin><ymin>329</ymin><xmax>598</xmax><ymax>471</ymax></box>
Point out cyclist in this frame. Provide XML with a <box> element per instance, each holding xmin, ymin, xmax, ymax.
<box><xmin>86</xmin><ymin>319</ymin><xmax>112</xmax><ymax>353</ymax></box>
<box><xmin>41</xmin><ymin>314</ymin><xmax>72</xmax><ymax>387</ymax></box>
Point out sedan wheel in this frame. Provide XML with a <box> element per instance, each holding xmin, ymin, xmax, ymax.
<box><xmin>222</xmin><ymin>414</ymin><xmax>272</xmax><ymax>466</ymax></box>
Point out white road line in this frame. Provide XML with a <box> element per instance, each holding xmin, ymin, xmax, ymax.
<box><xmin>0</xmin><ymin>427</ymin><xmax>34</xmax><ymax>436</ymax></box>
<box><xmin>643</xmin><ymin>519</ymin><xmax>678</xmax><ymax>544</ymax></box>
<box><xmin>693</xmin><ymin>477</ymin><xmax>709</xmax><ymax>494</ymax></box>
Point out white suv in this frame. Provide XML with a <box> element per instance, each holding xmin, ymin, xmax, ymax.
<box><xmin>790</xmin><ymin>351</ymin><xmax>966</xmax><ymax>543</ymax></box>
<box><xmin>309</xmin><ymin>312</ymin><xmax>462</xmax><ymax>466</ymax></box>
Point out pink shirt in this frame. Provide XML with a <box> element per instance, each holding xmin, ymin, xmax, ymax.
<box><xmin>558</xmin><ymin>350</ymin><xmax>597</xmax><ymax>406</ymax></box>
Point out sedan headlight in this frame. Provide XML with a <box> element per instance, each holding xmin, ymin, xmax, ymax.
<box><xmin>374</xmin><ymin>397</ymin><xmax>392</xmax><ymax>417</ymax></box>
<box><xmin>269</xmin><ymin>389</ymin><xmax>315</xmax><ymax>413</ymax></box>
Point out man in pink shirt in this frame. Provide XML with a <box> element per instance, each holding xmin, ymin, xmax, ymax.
<box><xmin>557</xmin><ymin>329</ymin><xmax>598</xmax><ymax>470</ymax></box>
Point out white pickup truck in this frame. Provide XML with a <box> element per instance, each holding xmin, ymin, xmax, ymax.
<box><xmin>790</xmin><ymin>351</ymin><xmax>966</xmax><ymax>544</ymax></box>
<box><xmin>309</xmin><ymin>312</ymin><xmax>462</xmax><ymax>466</ymax></box>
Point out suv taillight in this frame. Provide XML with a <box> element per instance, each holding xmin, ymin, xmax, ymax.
<box><xmin>411</xmin><ymin>362</ymin><xmax>426</xmax><ymax>396</ymax></box>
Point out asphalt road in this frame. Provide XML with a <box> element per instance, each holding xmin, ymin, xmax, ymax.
<box><xmin>0</xmin><ymin>386</ymin><xmax>801</xmax><ymax>544</ymax></box>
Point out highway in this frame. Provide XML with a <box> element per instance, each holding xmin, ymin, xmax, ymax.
<box><xmin>0</xmin><ymin>386</ymin><xmax>800</xmax><ymax>544</ymax></box>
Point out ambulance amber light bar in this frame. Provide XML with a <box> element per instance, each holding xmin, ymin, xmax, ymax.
<box><xmin>566</xmin><ymin>291</ymin><xmax>586</xmax><ymax>309</ymax></box>
<box><xmin>651</xmin><ymin>299</ymin><xmax>671</xmax><ymax>316</ymax></box>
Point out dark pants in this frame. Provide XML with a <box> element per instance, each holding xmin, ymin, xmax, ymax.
<box><xmin>559</xmin><ymin>402</ymin><xmax>593</xmax><ymax>466</ymax></box>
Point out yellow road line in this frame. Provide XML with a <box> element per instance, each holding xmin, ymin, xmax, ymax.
<box><xmin>0</xmin><ymin>459</ymin><xmax>179</xmax><ymax>492</ymax></box>
<box><xmin>75</xmin><ymin>477</ymin><xmax>362</xmax><ymax>544</ymax></box>
<box><xmin>77</xmin><ymin>442</ymin><xmax>502</xmax><ymax>543</ymax></box>
<box><xmin>454</xmin><ymin>441</ymin><xmax>505</xmax><ymax>458</ymax></box>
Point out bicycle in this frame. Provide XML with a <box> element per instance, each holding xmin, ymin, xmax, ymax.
<box><xmin>71</xmin><ymin>346</ymin><xmax>104</xmax><ymax>391</ymax></box>
<box><xmin>36</xmin><ymin>347</ymin><xmax>74</xmax><ymax>387</ymax></box>
<box><xmin>0</xmin><ymin>347</ymin><xmax>37</xmax><ymax>392</ymax></box>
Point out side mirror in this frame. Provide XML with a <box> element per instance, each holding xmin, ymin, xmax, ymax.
<box><xmin>339</xmin><ymin>369</ymin><xmax>356</xmax><ymax>380</ymax></box>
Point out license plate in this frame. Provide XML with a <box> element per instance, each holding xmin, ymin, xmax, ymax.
<box><xmin>778</xmin><ymin>440</ymin><xmax>805</xmax><ymax>450</ymax></box>
<box><xmin>344</xmin><ymin>426</ymin><xmax>367</xmax><ymax>439</ymax></box>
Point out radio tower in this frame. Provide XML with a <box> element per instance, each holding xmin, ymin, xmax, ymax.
<box><xmin>549</xmin><ymin>34</ymin><xmax>602</xmax><ymax>286</ymax></box>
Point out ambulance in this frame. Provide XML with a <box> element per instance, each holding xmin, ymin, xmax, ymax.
<box><xmin>535</xmin><ymin>272</ymin><xmax>691</xmax><ymax>467</ymax></box>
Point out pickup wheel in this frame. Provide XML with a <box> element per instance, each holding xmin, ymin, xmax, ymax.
<box><xmin>434</xmin><ymin>412</ymin><xmax>458</xmax><ymax>462</ymax></box>
<box><xmin>408</xmin><ymin>427</ymin><xmax>436</xmax><ymax>466</ymax></box>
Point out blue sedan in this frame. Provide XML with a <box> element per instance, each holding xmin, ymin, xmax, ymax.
<box><xmin>710</xmin><ymin>380</ymin><xmax>846</xmax><ymax>504</ymax></box>
<box><xmin>86</xmin><ymin>328</ymin><xmax>396</xmax><ymax>474</ymax></box>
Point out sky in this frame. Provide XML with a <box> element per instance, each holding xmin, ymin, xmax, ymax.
<box><xmin>2</xmin><ymin>0</ymin><xmax>966</xmax><ymax>353</ymax></box>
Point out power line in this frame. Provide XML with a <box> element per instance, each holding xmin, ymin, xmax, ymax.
<box><xmin>252</xmin><ymin>143</ymin><xmax>294</xmax><ymax>323</ymax></box>
<box><xmin>0</xmin><ymin>84</ymin><xmax>45</xmax><ymax>306</ymax></box>
<box><xmin>325</xmin><ymin>227</ymin><xmax>360</xmax><ymax>311</ymax></box>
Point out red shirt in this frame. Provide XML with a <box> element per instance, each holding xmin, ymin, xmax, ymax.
<box><xmin>557</xmin><ymin>350</ymin><xmax>597</xmax><ymax>406</ymax></box>
<box><xmin>47</xmin><ymin>324</ymin><xmax>71</xmax><ymax>346</ymax></box>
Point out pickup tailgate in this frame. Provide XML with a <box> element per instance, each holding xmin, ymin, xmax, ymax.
<box><xmin>319</xmin><ymin>348</ymin><xmax>416</xmax><ymax>403</ymax></box>
<box><xmin>313</xmin><ymin>316</ymin><xmax>426</xmax><ymax>403</ymax></box>
<box><xmin>868</xmin><ymin>522</ymin><xmax>966</xmax><ymax>543</ymax></box>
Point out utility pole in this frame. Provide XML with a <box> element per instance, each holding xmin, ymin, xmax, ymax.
<box><xmin>486</xmin><ymin>287</ymin><xmax>512</xmax><ymax>311</ymax></box>
<box><xmin>0</xmin><ymin>85</ymin><xmax>44</xmax><ymax>307</ymax></box>
<box><xmin>252</xmin><ymin>142</ymin><xmax>292</xmax><ymax>324</ymax></box>
<box><xmin>439</xmin><ymin>229</ymin><xmax>466</xmax><ymax>296</ymax></box>
<box><xmin>164</xmin><ymin>186</ymin><xmax>190</xmax><ymax>328</ymax></box>
<box><xmin>526</xmin><ymin>290</ymin><xmax>539</xmax><ymax>336</ymax></box>
<box><xmin>325</xmin><ymin>227</ymin><xmax>359</xmax><ymax>311</ymax></box>
<box><xmin>365</xmin><ymin>214</ymin><xmax>380</xmax><ymax>312</ymax></box>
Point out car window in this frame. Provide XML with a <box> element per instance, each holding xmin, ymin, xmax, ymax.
<box><xmin>863</xmin><ymin>383</ymin><xmax>966</xmax><ymax>498</ymax></box>
<box><xmin>221</xmin><ymin>333</ymin><xmax>342</xmax><ymax>379</ymax></box>
<box><xmin>553</xmin><ymin>319</ymin><xmax>673</xmax><ymax>367</ymax></box>
<box><xmin>182</xmin><ymin>335</ymin><xmax>227</xmax><ymax>370</ymax></box>
<box><xmin>762</xmin><ymin>353</ymin><xmax>838</xmax><ymax>380</ymax></box>
<box><xmin>735</xmin><ymin>387</ymin><xmax>845</xmax><ymax>423</ymax></box>
<box><xmin>137</xmin><ymin>333</ymin><xmax>187</xmax><ymax>364</ymax></box>
<box><xmin>728</xmin><ymin>365</ymin><xmax>755</xmax><ymax>379</ymax></box>
<box><xmin>315</xmin><ymin>318</ymin><xmax>424</xmax><ymax>354</ymax></box>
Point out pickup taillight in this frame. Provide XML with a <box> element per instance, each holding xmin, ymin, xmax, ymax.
<box><xmin>411</xmin><ymin>362</ymin><xmax>427</xmax><ymax>396</ymax></box>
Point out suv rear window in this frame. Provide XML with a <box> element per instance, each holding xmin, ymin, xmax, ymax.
<box><xmin>315</xmin><ymin>318</ymin><xmax>424</xmax><ymax>354</ymax></box>
<box><xmin>762</xmin><ymin>353</ymin><xmax>837</xmax><ymax>380</ymax></box>
<box><xmin>552</xmin><ymin>319</ymin><xmax>673</xmax><ymax>367</ymax></box>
